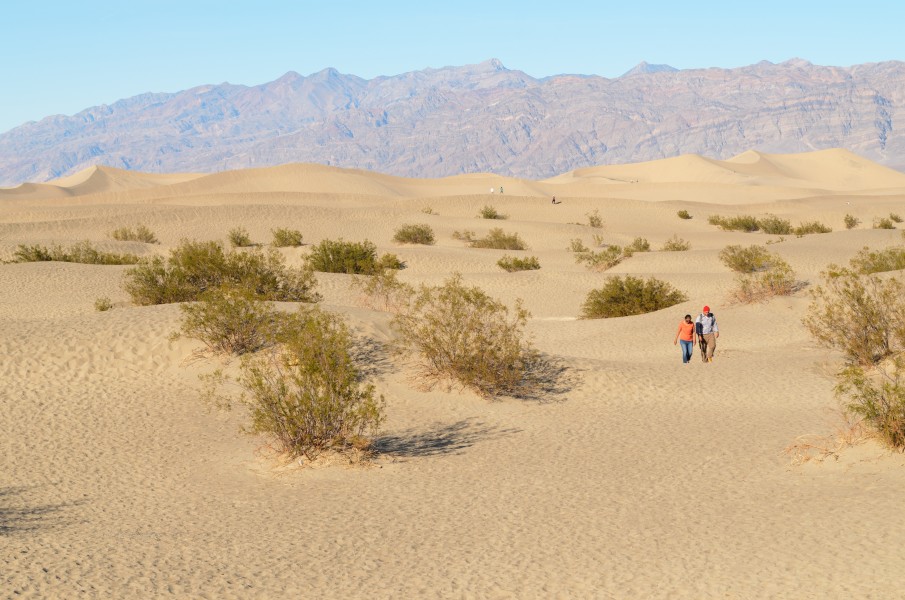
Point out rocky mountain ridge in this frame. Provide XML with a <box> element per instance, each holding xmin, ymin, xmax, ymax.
<box><xmin>1</xmin><ymin>58</ymin><xmax>903</xmax><ymax>186</ymax></box>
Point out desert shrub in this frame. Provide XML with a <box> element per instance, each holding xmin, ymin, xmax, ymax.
<box><xmin>497</xmin><ymin>255</ymin><xmax>541</xmax><ymax>272</ymax></box>
<box><xmin>94</xmin><ymin>297</ymin><xmax>113</xmax><ymax>312</ymax></box>
<box><xmin>793</xmin><ymin>221</ymin><xmax>832</xmax><ymax>235</ymax></box>
<box><xmin>835</xmin><ymin>359</ymin><xmax>905</xmax><ymax>449</ymax></box>
<box><xmin>271</xmin><ymin>228</ymin><xmax>304</xmax><ymax>247</ymax></box>
<box><xmin>478</xmin><ymin>205</ymin><xmax>507</xmax><ymax>220</ymax></box>
<box><xmin>581</xmin><ymin>276</ymin><xmax>687</xmax><ymax>319</ymax></box>
<box><xmin>874</xmin><ymin>217</ymin><xmax>896</xmax><ymax>230</ymax></box>
<box><xmin>586</xmin><ymin>209</ymin><xmax>603</xmax><ymax>228</ymax></box>
<box><xmin>626</xmin><ymin>237</ymin><xmax>650</xmax><ymax>253</ymax></box>
<box><xmin>392</xmin><ymin>274</ymin><xmax>543</xmax><ymax>398</ymax></box>
<box><xmin>677</xmin><ymin>210</ymin><xmax>692</xmax><ymax>220</ymax></box>
<box><xmin>232</xmin><ymin>307</ymin><xmax>384</xmax><ymax>459</ymax></box>
<box><xmin>844</xmin><ymin>214</ymin><xmax>860</xmax><ymax>229</ymax></box>
<box><xmin>849</xmin><ymin>246</ymin><xmax>905</xmax><ymax>275</ymax></box>
<box><xmin>452</xmin><ymin>230</ymin><xmax>476</xmax><ymax>242</ymax></box>
<box><xmin>804</xmin><ymin>268</ymin><xmax>905</xmax><ymax>365</ymax></box>
<box><xmin>891</xmin><ymin>213</ymin><xmax>903</xmax><ymax>224</ymax></box>
<box><xmin>758</xmin><ymin>214</ymin><xmax>793</xmax><ymax>235</ymax></box>
<box><xmin>228</xmin><ymin>227</ymin><xmax>254</xmax><ymax>248</ymax></box>
<box><xmin>353</xmin><ymin>268</ymin><xmax>414</xmax><ymax>313</ymax></box>
<box><xmin>123</xmin><ymin>239</ymin><xmax>320</xmax><ymax>305</ymax></box>
<box><xmin>732</xmin><ymin>260</ymin><xmax>799</xmax><ymax>303</ymax></box>
<box><xmin>306</xmin><ymin>238</ymin><xmax>403</xmax><ymax>274</ymax></box>
<box><xmin>393</xmin><ymin>224</ymin><xmax>435</xmax><ymax>245</ymax></box>
<box><xmin>421</xmin><ymin>206</ymin><xmax>436</xmax><ymax>215</ymax></box>
<box><xmin>14</xmin><ymin>241</ymin><xmax>141</xmax><ymax>265</ymax></box>
<box><xmin>110</xmin><ymin>224</ymin><xmax>158</xmax><ymax>244</ymax></box>
<box><xmin>660</xmin><ymin>235</ymin><xmax>690</xmax><ymax>251</ymax></box>
<box><xmin>468</xmin><ymin>228</ymin><xmax>527</xmax><ymax>250</ymax></box>
<box><xmin>718</xmin><ymin>244</ymin><xmax>775</xmax><ymax>273</ymax></box>
<box><xmin>179</xmin><ymin>287</ymin><xmax>281</xmax><ymax>355</ymax></box>
<box><xmin>708</xmin><ymin>214</ymin><xmax>760</xmax><ymax>232</ymax></box>
<box><xmin>571</xmin><ymin>242</ymin><xmax>625</xmax><ymax>271</ymax></box>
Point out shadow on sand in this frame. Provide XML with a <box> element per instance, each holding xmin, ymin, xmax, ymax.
<box><xmin>374</xmin><ymin>418</ymin><xmax>521</xmax><ymax>458</ymax></box>
<box><xmin>0</xmin><ymin>486</ymin><xmax>84</xmax><ymax>536</ymax></box>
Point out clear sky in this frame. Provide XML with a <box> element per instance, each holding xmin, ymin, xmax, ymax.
<box><xmin>2</xmin><ymin>0</ymin><xmax>903</xmax><ymax>133</ymax></box>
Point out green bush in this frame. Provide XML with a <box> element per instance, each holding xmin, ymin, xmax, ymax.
<box><xmin>874</xmin><ymin>217</ymin><xmax>896</xmax><ymax>230</ymax></box>
<box><xmin>719</xmin><ymin>244</ymin><xmax>776</xmax><ymax>273</ymax></box>
<box><xmin>478</xmin><ymin>205</ymin><xmax>507</xmax><ymax>220</ymax></box>
<box><xmin>123</xmin><ymin>239</ymin><xmax>320</xmax><ymax>305</ymax></box>
<box><xmin>392</xmin><ymin>274</ymin><xmax>544</xmax><ymax>398</ymax></box>
<box><xmin>677</xmin><ymin>210</ymin><xmax>692</xmax><ymax>220</ymax></box>
<box><xmin>14</xmin><ymin>241</ymin><xmax>141</xmax><ymax>265</ymax></box>
<box><xmin>271</xmin><ymin>228</ymin><xmax>304</xmax><ymax>247</ymax></box>
<box><xmin>110</xmin><ymin>224</ymin><xmax>159</xmax><ymax>244</ymax></box>
<box><xmin>849</xmin><ymin>246</ymin><xmax>905</xmax><ymax>275</ymax></box>
<box><xmin>758</xmin><ymin>214</ymin><xmax>793</xmax><ymax>235</ymax></box>
<box><xmin>468</xmin><ymin>228</ymin><xmax>527</xmax><ymax>250</ymax></box>
<box><xmin>708</xmin><ymin>214</ymin><xmax>760</xmax><ymax>232</ymax></box>
<box><xmin>732</xmin><ymin>260</ymin><xmax>799</xmax><ymax>303</ymax></box>
<box><xmin>835</xmin><ymin>359</ymin><xmax>905</xmax><ymax>449</ymax></box>
<box><xmin>625</xmin><ymin>237</ymin><xmax>650</xmax><ymax>253</ymax></box>
<box><xmin>586</xmin><ymin>209</ymin><xmax>603</xmax><ymax>228</ymax></box>
<box><xmin>179</xmin><ymin>287</ymin><xmax>280</xmax><ymax>355</ymax></box>
<box><xmin>844</xmin><ymin>214</ymin><xmax>861</xmax><ymax>229</ymax></box>
<box><xmin>393</xmin><ymin>224</ymin><xmax>435</xmax><ymax>245</ymax></box>
<box><xmin>890</xmin><ymin>213</ymin><xmax>903</xmax><ymax>224</ymax></box>
<box><xmin>581</xmin><ymin>276</ymin><xmax>687</xmax><ymax>319</ymax></box>
<box><xmin>228</xmin><ymin>227</ymin><xmax>254</xmax><ymax>247</ymax></box>
<box><xmin>805</xmin><ymin>268</ymin><xmax>905</xmax><ymax>365</ymax></box>
<box><xmin>233</xmin><ymin>307</ymin><xmax>384</xmax><ymax>459</ymax></box>
<box><xmin>94</xmin><ymin>297</ymin><xmax>113</xmax><ymax>312</ymax></box>
<box><xmin>497</xmin><ymin>255</ymin><xmax>541</xmax><ymax>272</ymax></box>
<box><xmin>306</xmin><ymin>238</ymin><xmax>404</xmax><ymax>274</ymax></box>
<box><xmin>660</xmin><ymin>235</ymin><xmax>690</xmax><ymax>251</ymax></box>
<box><xmin>793</xmin><ymin>221</ymin><xmax>832</xmax><ymax>235</ymax></box>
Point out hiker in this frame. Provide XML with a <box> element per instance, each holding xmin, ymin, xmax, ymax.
<box><xmin>674</xmin><ymin>314</ymin><xmax>696</xmax><ymax>364</ymax></box>
<box><xmin>695</xmin><ymin>306</ymin><xmax>719</xmax><ymax>363</ymax></box>
<box><xmin>500</xmin><ymin>186</ymin><xmax>504</xmax><ymax>194</ymax></box>
<box><xmin>551</xmin><ymin>196</ymin><xmax>556</xmax><ymax>204</ymax></box>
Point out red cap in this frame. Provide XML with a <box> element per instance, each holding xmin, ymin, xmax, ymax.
<box><xmin>703</xmin><ymin>305</ymin><xmax>710</xmax><ymax>312</ymax></box>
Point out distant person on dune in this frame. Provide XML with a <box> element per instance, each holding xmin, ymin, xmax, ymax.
<box><xmin>695</xmin><ymin>306</ymin><xmax>719</xmax><ymax>363</ymax></box>
<box><xmin>674</xmin><ymin>314</ymin><xmax>696</xmax><ymax>364</ymax></box>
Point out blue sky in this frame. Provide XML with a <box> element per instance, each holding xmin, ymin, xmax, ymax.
<box><xmin>2</xmin><ymin>1</ymin><xmax>903</xmax><ymax>133</ymax></box>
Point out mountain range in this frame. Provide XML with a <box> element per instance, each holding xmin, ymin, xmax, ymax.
<box><xmin>1</xmin><ymin>58</ymin><xmax>903</xmax><ymax>186</ymax></box>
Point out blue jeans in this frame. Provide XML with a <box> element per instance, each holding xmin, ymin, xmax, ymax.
<box><xmin>679</xmin><ymin>340</ymin><xmax>693</xmax><ymax>363</ymax></box>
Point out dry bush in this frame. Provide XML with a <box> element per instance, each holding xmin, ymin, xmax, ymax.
<box><xmin>497</xmin><ymin>255</ymin><xmax>540</xmax><ymax>272</ymax></box>
<box><xmin>804</xmin><ymin>268</ymin><xmax>905</xmax><ymax>365</ymax></box>
<box><xmin>677</xmin><ymin>210</ymin><xmax>692</xmax><ymax>220</ymax></box>
<box><xmin>179</xmin><ymin>286</ymin><xmax>280</xmax><ymax>355</ymax></box>
<box><xmin>660</xmin><ymin>235</ymin><xmax>690</xmax><ymax>251</ymax></box>
<box><xmin>719</xmin><ymin>244</ymin><xmax>775</xmax><ymax>273</ymax></box>
<box><xmin>708</xmin><ymin>214</ymin><xmax>760</xmax><ymax>232</ymax></box>
<box><xmin>581</xmin><ymin>275</ymin><xmax>687</xmax><ymax>319</ymax></box>
<box><xmin>849</xmin><ymin>246</ymin><xmax>905</xmax><ymax>275</ymax></box>
<box><xmin>94</xmin><ymin>297</ymin><xmax>113</xmax><ymax>312</ymax></box>
<box><xmin>569</xmin><ymin>238</ymin><xmax>625</xmax><ymax>271</ymax></box>
<box><xmin>391</xmin><ymin>274</ymin><xmax>544</xmax><ymax>398</ymax></box>
<box><xmin>271</xmin><ymin>228</ymin><xmax>304</xmax><ymax>247</ymax></box>
<box><xmin>123</xmin><ymin>239</ymin><xmax>320</xmax><ymax>305</ymax></box>
<box><xmin>586</xmin><ymin>209</ymin><xmax>604</xmax><ymax>228</ymax></box>
<box><xmin>393</xmin><ymin>224</ymin><xmax>435</xmax><ymax>245</ymax></box>
<box><xmin>110</xmin><ymin>224</ymin><xmax>159</xmax><ymax>244</ymax></box>
<box><xmin>626</xmin><ymin>237</ymin><xmax>651</xmax><ymax>253</ymax></box>
<box><xmin>844</xmin><ymin>214</ymin><xmax>860</xmax><ymax>229</ymax></box>
<box><xmin>15</xmin><ymin>241</ymin><xmax>141</xmax><ymax>265</ymax></box>
<box><xmin>228</xmin><ymin>227</ymin><xmax>255</xmax><ymax>247</ymax></box>
<box><xmin>782</xmin><ymin>411</ymin><xmax>867</xmax><ymax>465</ymax></box>
<box><xmin>873</xmin><ymin>217</ymin><xmax>896</xmax><ymax>230</ymax></box>
<box><xmin>758</xmin><ymin>214</ymin><xmax>793</xmax><ymax>235</ymax></box>
<box><xmin>890</xmin><ymin>213</ymin><xmax>903</xmax><ymax>224</ymax></box>
<box><xmin>306</xmin><ymin>238</ymin><xmax>404</xmax><ymax>274</ymax></box>
<box><xmin>421</xmin><ymin>206</ymin><xmax>436</xmax><ymax>215</ymax></box>
<box><xmin>478</xmin><ymin>205</ymin><xmax>507</xmax><ymax>219</ymax></box>
<box><xmin>468</xmin><ymin>228</ymin><xmax>527</xmax><ymax>250</ymax></box>
<box><xmin>353</xmin><ymin>268</ymin><xmax>414</xmax><ymax>313</ymax></box>
<box><xmin>835</xmin><ymin>358</ymin><xmax>905</xmax><ymax>449</ymax></box>
<box><xmin>793</xmin><ymin>221</ymin><xmax>832</xmax><ymax>235</ymax></box>
<box><xmin>452</xmin><ymin>230</ymin><xmax>476</xmax><ymax>242</ymax></box>
<box><xmin>223</xmin><ymin>307</ymin><xmax>384</xmax><ymax>459</ymax></box>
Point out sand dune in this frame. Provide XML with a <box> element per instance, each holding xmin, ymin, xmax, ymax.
<box><xmin>3</xmin><ymin>149</ymin><xmax>905</xmax><ymax>598</ymax></box>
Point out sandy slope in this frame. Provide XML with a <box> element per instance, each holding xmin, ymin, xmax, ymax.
<box><xmin>3</xmin><ymin>150</ymin><xmax>905</xmax><ymax>599</ymax></box>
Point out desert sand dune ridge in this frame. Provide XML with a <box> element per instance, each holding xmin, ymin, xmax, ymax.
<box><xmin>3</xmin><ymin>149</ymin><xmax>905</xmax><ymax>598</ymax></box>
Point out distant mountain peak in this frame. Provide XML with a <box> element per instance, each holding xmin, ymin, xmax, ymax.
<box><xmin>621</xmin><ymin>61</ymin><xmax>678</xmax><ymax>77</ymax></box>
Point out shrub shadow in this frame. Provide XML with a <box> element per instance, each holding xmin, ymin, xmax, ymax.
<box><xmin>374</xmin><ymin>418</ymin><xmax>521</xmax><ymax>458</ymax></box>
<box><xmin>0</xmin><ymin>486</ymin><xmax>84</xmax><ymax>536</ymax></box>
<box><xmin>514</xmin><ymin>353</ymin><xmax>579</xmax><ymax>402</ymax></box>
<box><xmin>352</xmin><ymin>337</ymin><xmax>395</xmax><ymax>380</ymax></box>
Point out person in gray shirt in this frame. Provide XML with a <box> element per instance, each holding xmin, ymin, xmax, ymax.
<box><xmin>695</xmin><ymin>306</ymin><xmax>719</xmax><ymax>363</ymax></box>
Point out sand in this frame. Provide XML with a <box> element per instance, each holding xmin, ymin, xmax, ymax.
<box><xmin>3</xmin><ymin>149</ymin><xmax>905</xmax><ymax>598</ymax></box>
